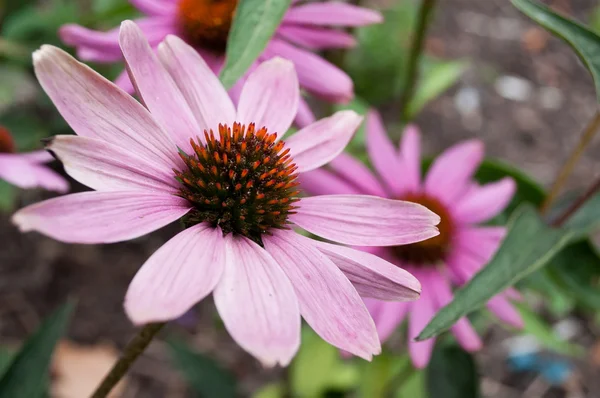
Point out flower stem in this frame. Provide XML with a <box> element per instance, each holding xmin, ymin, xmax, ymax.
<box><xmin>91</xmin><ymin>322</ymin><xmax>165</xmax><ymax>398</ymax></box>
<box><xmin>551</xmin><ymin>176</ymin><xmax>600</xmax><ymax>227</ymax></box>
<box><xmin>540</xmin><ymin>111</ymin><xmax>600</xmax><ymax>214</ymax></box>
<box><xmin>399</xmin><ymin>0</ymin><xmax>438</xmax><ymax>122</ymax></box>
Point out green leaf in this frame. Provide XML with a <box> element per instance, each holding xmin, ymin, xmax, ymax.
<box><xmin>405</xmin><ymin>60</ymin><xmax>467</xmax><ymax>119</ymax></box>
<box><xmin>514</xmin><ymin>302</ymin><xmax>584</xmax><ymax>357</ymax></box>
<box><xmin>168</xmin><ymin>339</ymin><xmax>237</xmax><ymax>398</ymax></box>
<box><xmin>426</xmin><ymin>344</ymin><xmax>479</xmax><ymax>398</ymax></box>
<box><xmin>358</xmin><ymin>353</ymin><xmax>411</xmax><ymax>398</ymax></box>
<box><xmin>0</xmin><ymin>301</ymin><xmax>75</xmax><ymax>397</ymax></box>
<box><xmin>560</xmin><ymin>190</ymin><xmax>600</xmax><ymax>239</ymax></box>
<box><xmin>417</xmin><ymin>205</ymin><xmax>572</xmax><ymax>341</ymax></box>
<box><xmin>591</xmin><ymin>4</ymin><xmax>600</xmax><ymax>34</ymax></box>
<box><xmin>512</xmin><ymin>0</ymin><xmax>600</xmax><ymax>101</ymax></box>
<box><xmin>394</xmin><ymin>370</ymin><xmax>425</xmax><ymax>398</ymax></box>
<box><xmin>0</xmin><ymin>181</ymin><xmax>17</xmax><ymax>211</ymax></box>
<box><xmin>219</xmin><ymin>0</ymin><xmax>291</xmax><ymax>88</ymax></box>
<box><xmin>0</xmin><ymin>349</ymin><xmax>15</xmax><ymax>380</ymax></box>
<box><xmin>252</xmin><ymin>383</ymin><xmax>283</xmax><ymax>398</ymax></box>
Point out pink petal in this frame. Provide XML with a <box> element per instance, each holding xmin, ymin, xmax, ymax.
<box><xmin>115</xmin><ymin>68</ymin><xmax>135</xmax><ymax>93</ymax></box>
<box><xmin>366</xmin><ymin>110</ymin><xmax>404</xmax><ymax>195</ymax></box>
<box><xmin>119</xmin><ymin>21</ymin><xmax>201</xmax><ymax>153</ymax></box>
<box><xmin>398</xmin><ymin>125</ymin><xmax>422</xmax><ymax>194</ymax></box>
<box><xmin>12</xmin><ymin>191</ymin><xmax>190</xmax><ymax>244</ymax></box>
<box><xmin>407</xmin><ymin>271</ymin><xmax>436</xmax><ymax>369</ymax></box>
<box><xmin>453</xmin><ymin>178</ymin><xmax>516</xmax><ymax>224</ymax></box>
<box><xmin>158</xmin><ymin>35</ymin><xmax>235</xmax><ymax>133</ymax></box>
<box><xmin>125</xmin><ymin>224</ymin><xmax>225</xmax><ymax>324</ymax></box>
<box><xmin>299</xmin><ymin>168</ymin><xmax>361</xmax><ymax>195</ymax></box>
<box><xmin>427</xmin><ymin>270</ymin><xmax>482</xmax><ymax>352</ymax></box>
<box><xmin>314</xmin><ymin>240</ymin><xmax>421</xmax><ymax>301</ymax></box>
<box><xmin>47</xmin><ymin>135</ymin><xmax>178</xmax><ymax>193</ymax></box>
<box><xmin>295</xmin><ymin>96</ymin><xmax>316</xmax><ymax>127</ymax></box>
<box><xmin>264</xmin><ymin>39</ymin><xmax>352</xmax><ymax>102</ymax></box>
<box><xmin>237</xmin><ymin>57</ymin><xmax>299</xmax><ymax>137</ymax></box>
<box><xmin>263</xmin><ymin>231</ymin><xmax>380</xmax><ymax>360</ymax></box>
<box><xmin>0</xmin><ymin>154</ymin><xmax>68</xmax><ymax>193</ymax></box>
<box><xmin>446</xmin><ymin>249</ymin><xmax>484</xmax><ymax>285</ymax></box>
<box><xmin>213</xmin><ymin>235</ymin><xmax>301</xmax><ymax>367</ymax></box>
<box><xmin>291</xmin><ymin>195</ymin><xmax>440</xmax><ymax>246</ymax></box>
<box><xmin>15</xmin><ymin>150</ymin><xmax>53</xmax><ymax>163</ymax></box>
<box><xmin>285</xmin><ymin>111</ymin><xmax>363</xmax><ymax>173</ymax></box>
<box><xmin>375</xmin><ymin>301</ymin><xmax>409</xmax><ymax>342</ymax></box>
<box><xmin>130</xmin><ymin>0</ymin><xmax>177</xmax><ymax>16</ymax></box>
<box><xmin>487</xmin><ymin>295</ymin><xmax>524</xmax><ymax>329</ymax></box>
<box><xmin>329</xmin><ymin>153</ymin><xmax>387</xmax><ymax>197</ymax></box>
<box><xmin>424</xmin><ymin>140</ymin><xmax>484</xmax><ymax>205</ymax></box>
<box><xmin>276</xmin><ymin>25</ymin><xmax>356</xmax><ymax>49</ymax></box>
<box><xmin>284</xmin><ymin>3</ymin><xmax>383</xmax><ymax>26</ymax></box>
<box><xmin>455</xmin><ymin>226</ymin><xmax>506</xmax><ymax>264</ymax></box>
<box><xmin>33</xmin><ymin>45</ymin><xmax>179</xmax><ymax>169</ymax></box>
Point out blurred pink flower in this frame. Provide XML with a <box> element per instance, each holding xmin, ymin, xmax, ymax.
<box><xmin>59</xmin><ymin>0</ymin><xmax>382</xmax><ymax>126</ymax></box>
<box><xmin>0</xmin><ymin>126</ymin><xmax>68</xmax><ymax>193</ymax></box>
<box><xmin>300</xmin><ymin>110</ymin><xmax>523</xmax><ymax>368</ymax></box>
<box><xmin>13</xmin><ymin>22</ymin><xmax>440</xmax><ymax>366</ymax></box>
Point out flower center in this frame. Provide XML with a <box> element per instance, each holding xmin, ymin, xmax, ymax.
<box><xmin>177</xmin><ymin>0</ymin><xmax>238</xmax><ymax>53</ymax></box>
<box><xmin>175</xmin><ymin>123</ymin><xmax>300</xmax><ymax>245</ymax></box>
<box><xmin>392</xmin><ymin>194</ymin><xmax>454</xmax><ymax>265</ymax></box>
<box><xmin>0</xmin><ymin>127</ymin><xmax>16</xmax><ymax>153</ymax></box>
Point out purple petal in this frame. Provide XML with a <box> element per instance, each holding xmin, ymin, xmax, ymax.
<box><xmin>374</xmin><ymin>301</ymin><xmax>409</xmax><ymax>342</ymax></box>
<box><xmin>295</xmin><ymin>96</ymin><xmax>317</xmax><ymax>127</ymax></box>
<box><xmin>125</xmin><ymin>224</ymin><xmax>225</xmax><ymax>324</ymax></box>
<box><xmin>291</xmin><ymin>195</ymin><xmax>440</xmax><ymax>246</ymax></box>
<box><xmin>398</xmin><ymin>125</ymin><xmax>422</xmax><ymax>193</ymax></box>
<box><xmin>213</xmin><ymin>235</ymin><xmax>301</xmax><ymax>367</ymax></box>
<box><xmin>284</xmin><ymin>3</ymin><xmax>383</xmax><ymax>26</ymax></box>
<box><xmin>130</xmin><ymin>0</ymin><xmax>177</xmax><ymax>16</ymax></box>
<box><xmin>47</xmin><ymin>135</ymin><xmax>178</xmax><ymax>193</ymax></box>
<box><xmin>119</xmin><ymin>21</ymin><xmax>201</xmax><ymax>153</ymax></box>
<box><xmin>299</xmin><ymin>168</ymin><xmax>361</xmax><ymax>196</ymax></box>
<box><xmin>487</xmin><ymin>295</ymin><xmax>524</xmax><ymax>329</ymax></box>
<box><xmin>33</xmin><ymin>45</ymin><xmax>179</xmax><ymax>169</ymax></box>
<box><xmin>276</xmin><ymin>26</ymin><xmax>356</xmax><ymax>50</ymax></box>
<box><xmin>285</xmin><ymin>111</ymin><xmax>363</xmax><ymax>173</ymax></box>
<box><xmin>329</xmin><ymin>153</ymin><xmax>387</xmax><ymax>197</ymax></box>
<box><xmin>407</xmin><ymin>270</ymin><xmax>436</xmax><ymax>368</ymax></box>
<box><xmin>263</xmin><ymin>231</ymin><xmax>380</xmax><ymax>360</ymax></box>
<box><xmin>0</xmin><ymin>154</ymin><xmax>68</xmax><ymax>193</ymax></box>
<box><xmin>453</xmin><ymin>178</ymin><xmax>516</xmax><ymax>224</ymax></box>
<box><xmin>12</xmin><ymin>191</ymin><xmax>190</xmax><ymax>244</ymax></box>
<box><xmin>314</xmin><ymin>240</ymin><xmax>421</xmax><ymax>301</ymax></box>
<box><xmin>366</xmin><ymin>110</ymin><xmax>405</xmax><ymax>195</ymax></box>
<box><xmin>455</xmin><ymin>226</ymin><xmax>506</xmax><ymax>264</ymax></box>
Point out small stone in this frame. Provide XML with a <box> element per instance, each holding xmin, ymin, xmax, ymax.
<box><xmin>522</xmin><ymin>27</ymin><xmax>549</xmax><ymax>53</ymax></box>
<box><xmin>495</xmin><ymin>75</ymin><xmax>534</xmax><ymax>102</ymax></box>
<box><xmin>454</xmin><ymin>86</ymin><xmax>481</xmax><ymax>115</ymax></box>
<box><xmin>538</xmin><ymin>86</ymin><xmax>564</xmax><ymax>110</ymax></box>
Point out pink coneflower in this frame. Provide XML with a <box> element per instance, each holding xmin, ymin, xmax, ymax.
<box><xmin>0</xmin><ymin>126</ymin><xmax>68</xmax><ymax>193</ymax></box>
<box><xmin>300</xmin><ymin>110</ymin><xmax>523</xmax><ymax>368</ymax></box>
<box><xmin>13</xmin><ymin>22</ymin><xmax>440</xmax><ymax>366</ymax></box>
<box><xmin>59</xmin><ymin>0</ymin><xmax>382</xmax><ymax>126</ymax></box>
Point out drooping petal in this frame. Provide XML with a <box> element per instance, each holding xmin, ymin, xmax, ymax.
<box><xmin>158</xmin><ymin>35</ymin><xmax>235</xmax><ymax>133</ymax></box>
<box><xmin>299</xmin><ymin>168</ymin><xmax>360</xmax><ymax>195</ymax></box>
<box><xmin>424</xmin><ymin>140</ymin><xmax>484</xmax><ymax>205</ymax></box>
<box><xmin>21</xmin><ymin>163</ymin><xmax>70</xmax><ymax>193</ymax></box>
<box><xmin>398</xmin><ymin>125</ymin><xmax>422</xmax><ymax>193</ymax></box>
<box><xmin>446</xmin><ymin>248</ymin><xmax>484</xmax><ymax>285</ymax></box>
<box><xmin>237</xmin><ymin>57</ymin><xmax>299</xmax><ymax>137</ymax></box>
<box><xmin>427</xmin><ymin>270</ymin><xmax>482</xmax><ymax>352</ymax></box>
<box><xmin>0</xmin><ymin>154</ymin><xmax>68</xmax><ymax>193</ymax></box>
<box><xmin>285</xmin><ymin>111</ymin><xmax>363</xmax><ymax>173</ymax></box>
<box><xmin>276</xmin><ymin>25</ymin><xmax>356</xmax><ymax>49</ymax></box>
<box><xmin>328</xmin><ymin>153</ymin><xmax>387</xmax><ymax>197</ymax></box>
<box><xmin>314</xmin><ymin>241</ymin><xmax>421</xmax><ymax>301</ymax></box>
<box><xmin>407</xmin><ymin>270</ymin><xmax>436</xmax><ymax>369</ymax></box>
<box><xmin>119</xmin><ymin>21</ymin><xmax>200</xmax><ymax>153</ymax></box>
<box><xmin>283</xmin><ymin>3</ymin><xmax>383</xmax><ymax>26</ymax></box>
<box><xmin>487</xmin><ymin>295</ymin><xmax>524</xmax><ymax>328</ymax></box>
<box><xmin>366</xmin><ymin>110</ymin><xmax>404</xmax><ymax>195</ymax></box>
<box><xmin>452</xmin><ymin>178</ymin><xmax>516</xmax><ymax>224</ymax></box>
<box><xmin>263</xmin><ymin>231</ymin><xmax>380</xmax><ymax>360</ymax></box>
<box><xmin>213</xmin><ymin>235</ymin><xmax>301</xmax><ymax>367</ymax></box>
<box><xmin>455</xmin><ymin>226</ymin><xmax>506</xmax><ymax>264</ymax></box>
<box><xmin>125</xmin><ymin>224</ymin><xmax>225</xmax><ymax>324</ymax></box>
<box><xmin>47</xmin><ymin>135</ymin><xmax>178</xmax><ymax>193</ymax></box>
<box><xmin>291</xmin><ymin>195</ymin><xmax>440</xmax><ymax>246</ymax></box>
<box><xmin>12</xmin><ymin>191</ymin><xmax>190</xmax><ymax>244</ymax></box>
<box><xmin>130</xmin><ymin>0</ymin><xmax>177</xmax><ymax>16</ymax></box>
<box><xmin>374</xmin><ymin>301</ymin><xmax>409</xmax><ymax>342</ymax></box>
<box><xmin>115</xmin><ymin>68</ymin><xmax>135</xmax><ymax>93</ymax></box>
<box><xmin>264</xmin><ymin>39</ymin><xmax>352</xmax><ymax>102</ymax></box>
<box><xmin>33</xmin><ymin>45</ymin><xmax>178</xmax><ymax>169</ymax></box>
<box><xmin>295</xmin><ymin>96</ymin><xmax>317</xmax><ymax>127</ymax></box>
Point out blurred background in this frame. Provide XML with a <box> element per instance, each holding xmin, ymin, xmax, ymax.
<box><xmin>1</xmin><ymin>0</ymin><xmax>600</xmax><ymax>396</ymax></box>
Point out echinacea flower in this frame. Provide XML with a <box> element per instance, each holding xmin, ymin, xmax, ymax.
<box><xmin>300</xmin><ymin>110</ymin><xmax>523</xmax><ymax>368</ymax></box>
<box><xmin>0</xmin><ymin>126</ymin><xmax>68</xmax><ymax>193</ymax></box>
<box><xmin>59</xmin><ymin>0</ymin><xmax>382</xmax><ymax>126</ymax></box>
<box><xmin>13</xmin><ymin>22</ymin><xmax>440</xmax><ymax>366</ymax></box>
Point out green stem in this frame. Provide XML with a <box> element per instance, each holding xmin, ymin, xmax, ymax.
<box><xmin>399</xmin><ymin>0</ymin><xmax>438</xmax><ymax>122</ymax></box>
<box><xmin>551</xmin><ymin>176</ymin><xmax>600</xmax><ymax>227</ymax></box>
<box><xmin>540</xmin><ymin>111</ymin><xmax>600</xmax><ymax>214</ymax></box>
<box><xmin>90</xmin><ymin>322</ymin><xmax>165</xmax><ymax>398</ymax></box>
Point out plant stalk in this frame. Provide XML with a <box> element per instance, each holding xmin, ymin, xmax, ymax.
<box><xmin>90</xmin><ymin>322</ymin><xmax>165</xmax><ymax>398</ymax></box>
<box><xmin>399</xmin><ymin>0</ymin><xmax>438</xmax><ymax>121</ymax></box>
<box><xmin>551</xmin><ymin>176</ymin><xmax>600</xmax><ymax>227</ymax></box>
<box><xmin>540</xmin><ymin>111</ymin><xmax>600</xmax><ymax>214</ymax></box>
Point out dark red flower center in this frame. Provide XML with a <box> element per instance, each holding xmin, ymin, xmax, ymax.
<box><xmin>177</xmin><ymin>0</ymin><xmax>238</xmax><ymax>53</ymax></box>
<box><xmin>392</xmin><ymin>194</ymin><xmax>454</xmax><ymax>265</ymax></box>
<box><xmin>175</xmin><ymin>123</ymin><xmax>300</xmax><ymax>245</ymax></box>
<box><xmin>0</xmin><ymin>127</ymin><xmax>16</xmax><ymax>154</ymax></box>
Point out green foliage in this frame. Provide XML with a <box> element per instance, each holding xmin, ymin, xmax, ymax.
<box><xmin>0</xmin><ymin>302</ymin><xmax>75</xmax><ymax>397</ymax></box>
<box><xmin>168</xmin><ymin>339</ymin><xmax>237</xmax><ymax>398</ymax></box>
<box><xmin>220</xmin><ymin>0</ymin><xmax>292</xmax><ymax>88</ymax></box>
<box><xmin>357</xmin><ymin>352</ymin><xmax>410</xmax><ymax>398</ymax></box>
<box><xmin>426</xmin><ymin>344</ymin><xmax>479</xmax><ymax>398</ymax></box>
<box><xmin>418</xmin><ymin>205</ymin><xmax>572</xmax><ymax>341</ymax></box>
<box><xmin>513</xmin><ymin>0</ymin><xmax>600</xmax><ymax>101</ymax></box>
<box><xmin>560</xmin><ymin>190</ymin><xmax>600</xmax><ymax>240</ymax></box>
